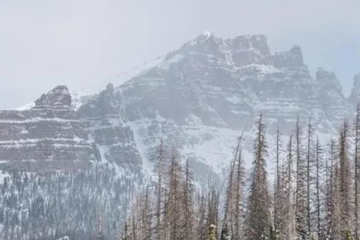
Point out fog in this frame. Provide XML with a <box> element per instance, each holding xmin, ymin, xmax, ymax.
<box><xmin>0</xmin><ymin>0</ymin><xmax>359</xmax><ymax>108</ymax></box>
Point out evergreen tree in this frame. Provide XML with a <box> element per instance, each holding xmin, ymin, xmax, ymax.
<box><xmin>331</xmin><ymin>163</ymin><xmax>343</xmax><ymax>239</ymax></box>
<box><xmin>96</xmin><ymin>211</ymin><xmax>106</xmax><ymax>240</ymax></box>
<box><xmin>294</xmin><ymin>118</ymin><xmax>308</xmax><ymax>240</ymax></box>
<box><xmin>154</xmin><ymin>140</ymin><xmax>166</xmax><ymax>240</ymax></box>
<box><xmin>183</xmin><ymin>159</ymin><xmax>195</xmax><ymax>240</ymax></box>
<box><xmin>306</xmin><ymin>117</ymin><xmax>314</xmax><ymax>236</ymax></box>
<box><xmin>233</xmin><ymin>138</ymin><xmax>245</xmax><ymax>240</ymax></box>
<box><xmin>339</xmin><ymin>121</ymin><xmax>352</xmax><ymax>235</ymax></box>
<box><xmin>222</xmin><ymin>133</ymin><xmax>244</xmax><ymax>239</ymax></box>
<box><xmin>140</xmin><ymin>187</ymin><xmax>152</xmax><ymax>240</ymax></box>
<box><xmin>274</xmin><ymin>123</ymin><xmax>282</xmax><ymax>237</ymax></box>
<box><xmin>207</xmin><ymin>186</ymin><xmax>219</xmax><ymax>239</ymax></box>
<box><xmin>122</xmin><ymin>114</ymin><xmax>360</xmax><ymax>240</ymax></box>
<box><xmin>246</xmin><ymin>115</ymin><xmax>270</xmax><ymax>240</ymax></box>
<box><xmin>324</xmin><ymin>139</ymin><xmax>336</xmax><ymax>239</ymax></box>
<box><xmin>166</xmin><ymin>147</ymin><xmax>184</xmax><ymax>240</ymax></box>
<box><xmin>281</xmin><ymin>133</ymin><xmax>296</xmax><ymax>240</ymax></box>
<box><xmin>354</xmin><ymin>103</ymin><xmax>360</xmax><ymax>240</ymax></box>
<box><xmin>314</xmin><ymin>138</ymin><xmax>323</xmax><ymax>239</ymax></box>
<box><xmin>197</xmin><ymin>193</ymin><xmax>208</xmax><ymax>240</ymax></box>
<box><xmin>220</xmin><ymin>223</ymin><xmax>231</xmax><ymax>240</ymax></box>
<box><xmin>121</xmin><ymin>222</ymin><xmax>131</xmax><ymax>240</ymax></box>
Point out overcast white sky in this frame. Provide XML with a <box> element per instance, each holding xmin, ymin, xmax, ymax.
<box><xmin>0</xmin><ymin>0</ymin><xmax>359</xmax><ymax>109</ymax></box>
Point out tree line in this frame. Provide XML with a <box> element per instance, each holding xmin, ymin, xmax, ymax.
<box><xmin>0</xmin><ymin>164</ymin><xmax>135</xmax><ymax>240</ymax></box>
<box><xmin>120</xmin><ymin>108</ymin><xmax>360</xmax><ymax>240</ymax></box>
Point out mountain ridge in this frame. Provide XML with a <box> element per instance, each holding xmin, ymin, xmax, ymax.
<box><xmin>1</xmin><ymin>32</ymin><xmax>359</xmax><ymax>239</ymax></box>
<box><xmin>3</xmin><ymin>33</ymin><xmax>359</xmax><ymax>177</ymax></box>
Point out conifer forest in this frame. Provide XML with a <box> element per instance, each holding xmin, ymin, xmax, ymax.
<box><xmin>1</xmin><ymin>1</ymin><xmax>359</xmax><ymax>240</ymax></box>
<box><xmin>120</xmin><ymin>109</ymin><xmax>360</xmax><ymax>240</ymax></box>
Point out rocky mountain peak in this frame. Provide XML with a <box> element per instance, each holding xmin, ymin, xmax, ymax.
<box><xmin>230</xmin><ymin>34</ymin><xmax>270</xmax><ymax>55</ymax></box>
<box><xmin>349</xmin><ymin>73</ymin><xmax>360</xmax><ymax>105</ymax></box>
<box><xmin>316</xmin><ymin>68</ymin><xmax>343</xmax><ymax>92</ymax></box>
<box><xmin>105</xmin><ymin>83</ymin><xmax>114</xmax><ymax>92</ymax></box>
<box><xmin>179</xmin><ymin>31</ymin><xmax>222</xmax><ymax>56</ymax></box>
<box><xmin>316</xmin><ymin>67</ymin><xmax>336</xmax><ymax>79</ymax></box>
<box><xmin>34</xmin><ymin>85</ymin><xmax>72</xmax><ymax>109</ymax></box>
<box><xmin>273</xmin><ymin>45</ymin><xmax>304</xmax><ymax>68</ymax></box>
<box><xmin>79</xmin><ymin>82</ymin><xmax>120</xmax><ymax>118</ymax></box>
<box><xmin>315</xmin><ymin>68</ymin><xmax>348</xmax><ymax>124</ymax></box>
<box><xmin>355</xmin><ymin>73</ymin><xmax>360</xmax><ymax>88</ymax></box>
<box><xmin>195</xmin><ymin>31</ymin><xmax>215</xmax><ymax>41</ymax></box>
<box><xmin>177</xmin><ymin>33</ymin><xmax>272</xmax><ymax>67</ymax></box>
<box><xmin>0</xmin><ymin>84</ymin><xmax>95</xmax><ymax>172</ymax></box>
<box><xmin>226</xmin><ymin>34</ymin><xmax>272</xmax><ymax>66</ymax></box>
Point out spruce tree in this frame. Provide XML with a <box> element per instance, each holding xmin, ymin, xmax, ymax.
<box><xmin>197</xmin><ymin>193</ymin><xmax>208</xmax><ymax>240</ymax></box>
<box><xmin>306</xmin><ymin>117</ymin><xmax>314</xmax><ymax>236</ymax></box>
<box><xmin>274</xmin><ymin>124</ymin><xmax>282</xmax><ymax>237</ymax></box>
<box><xmin>339</xmin><ymin>121</ymin><xmax>352</xmax><ymax>235</ymax></box>
<box><xmin>140</xmin><ymin>187</ymin><xmax>152</xmax><ymax>240</ymax></box>
<box><xmin>166</xmin><ymin>147</ymin><xmax>183</xmax><ymax>240</ymax></box>
<box><xmin>295</xmin><ymin>118</ymin><xmax>308</xmax><ymax>240</ymax></box>
<box><xmin>121</xmin><ymin>222</ymin><xmax>131</xmax><ymax>240</ymax></box>
<box><xmin>96</xmin><ymin>212</ymin><xmax>106</xmax><ymax>240</ymax></box>
<box><xmin>154</xmin><ymin>140</ymin><xmax>166</xmax><ymax>240</ymax></box>
<box><xmin>331</xmin><ymin>163</ymin><xmax>343</xmax><ymax>239</ymax></box>
<box><xmin>233</xmin><ymin>138</ymin><xmax>245</xmax><ymax>240</ymax></box>
<box><xmin>183</xmin><ymin>159</ymin><xmax>195</xmax><ymax>240</ymax></box>
<box><xmin>314</xmin><ymin>138</ymin><xmax>323</xmax><ymax>239</ymax></box>
<box><xmin>220</xmin><ymin>223</ymin><xmax>231</xmax><ymax>240</ymax></box>
<box><xmin>274</xmin><ymin>133</ymin><xmax>297</xmax><ymax>240</ymax></box>
<box><xmin>246</xmin><ymin>115</ymin><xmax>270</xmax><ymax>240</ymax></box>
<box><xmin>206</xmin><ymin>186</ymin><xmax>219</xmax><ymax>239</ymax></box>
<box><xmin>222</xmin><ymin>133</ymin><xmax>243</xmax><ymax>238</ymax></box>
<box><xmin>282</xmin><ymin>133</ymin><xmax>296</xmax><ymax>240</ymax></box>
<box><xmin>324</xmin><ymin>139</ymin><xmax>336</xmax><ymax>239</ymax></box>
<box><xmin>355</xmin><ymin>103</ymin><xmax>360</xmax><ymax>240</ymax></box>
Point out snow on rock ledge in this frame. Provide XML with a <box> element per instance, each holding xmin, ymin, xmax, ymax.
<box><xmin>0</xmin><ymin>86</ymin><xmax>95</xmax><ymax>172</ymax></box>
<box><xmin>34</xmin><ymin>85</ymin><xmax>72</xmax><ymax>109</ymax></box>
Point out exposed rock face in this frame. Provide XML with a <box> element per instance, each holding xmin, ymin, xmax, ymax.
<box><xmin>34</xmin><ymin>85</ymin><xmax>72</xmax><ymax>108</ymax></box>
<box><xmin>116</xmin><ymin>34</ymin><xmax>347</xmax><ymax>133</ymax></box>
<box><xmin>0</xmin><ymin>85</ymin><xmax>141</xmax><ymax>240</ymax></box>
<box><xmin>78</xmin><ymin>83</ymin><xmax>143</xmax><ymax>177</ymax></box>
<box><xmin>349</xmin><ymin>73</ymin><xmax>360</xmax><ymax>106</ymax></box>
<box><xmin>1</xmin><ymin>32</ymin><xmax>358</xmax><ymax>178</ymax></box>
<box><xmin>0</xmin><ymin>32</ymin><xmax>359</xmax><ymax>239</ymax></box>
<box><xmin>0</xmin><ymin>86</ymin><xmax>95</xmax><ymax>172</ymax></box>
<box><xmin>273</xmin><ymin>45</ymin><xmax>304</xmax><ymax>68</ymax></box>
<box><xmin>92</xmin><ymin>32</ymin><xmax>354</xmax><ymax>179</ymax></box>
<box><xmin>316</xmin><ymin>68</ymin><xmax>350</xmax><ymax>125</ymax></box>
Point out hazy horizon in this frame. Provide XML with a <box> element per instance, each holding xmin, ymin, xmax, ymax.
<box><xmin>0</xmin><ymin>0</ymin><xmax>359</xmax><ymax>109</ymax></box>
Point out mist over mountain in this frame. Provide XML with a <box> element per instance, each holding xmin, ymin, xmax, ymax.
<box><xmin>0</xmin><ymin>33</ymin><xmax>359</xmax><ymax>239</ymax></box>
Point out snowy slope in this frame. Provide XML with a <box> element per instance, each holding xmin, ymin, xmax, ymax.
<box><xmin>0</xmin><ymin>32</ymin><xmax>359</xmax><ymax>239</ymax></box>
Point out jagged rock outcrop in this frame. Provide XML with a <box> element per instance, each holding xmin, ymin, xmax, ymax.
<box><xmin>0</xmin><ymin>32</ymin><xmax>359</xmax><ymax>239</ymax></box>
<box><xmin>349</xmin><ymin>73</ymin><xmax>360</xmax><ymax>106</ymax></box>
<box><xmin>0</xmin><ymin>86</ymin><xmax>95</xmax><ymax>172</ymax></box>
<box><xmin>0</xmin><ymin>85</ymin><xmax>139</xmax><ymax>240</ymax></box>
<box><xmin>0</xmin><ymin>32</ymin><xmax>357</xmax><ymax>192</ymax></box>
<box><xmin>273</xmin><ymin>45</ymin><xmax>304</xmax><ymax>69</ymax></box>
<box><xmin>315</xmin><ymin>68</ymin><xmax>350</xmax><ymax>126</ymax></box>
<box><xmin>34</xmin><ymin>85</ymin><xmax>72</xmax><ymax>109</ymax></box>
<box><xmin>79</xmin><ymin>83</ymin><xmax>143</xmax><ymax>176</ymax></box>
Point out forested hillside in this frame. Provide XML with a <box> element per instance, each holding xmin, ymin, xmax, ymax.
<box><xmin>122</xmin><ymin>111</ymin><xmax>360</xmax><ymax>240</ymax></box>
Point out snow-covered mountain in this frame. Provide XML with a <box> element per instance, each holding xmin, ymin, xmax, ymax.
<box><xmin>85</xmin><ymin>32</ymin><xmax>357</xmax><ymax>178</ymax></box>
<box><xmin>0</xmin><ymin>32</ymin><xmax>359</xmax><ymax>239</ymax></box>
